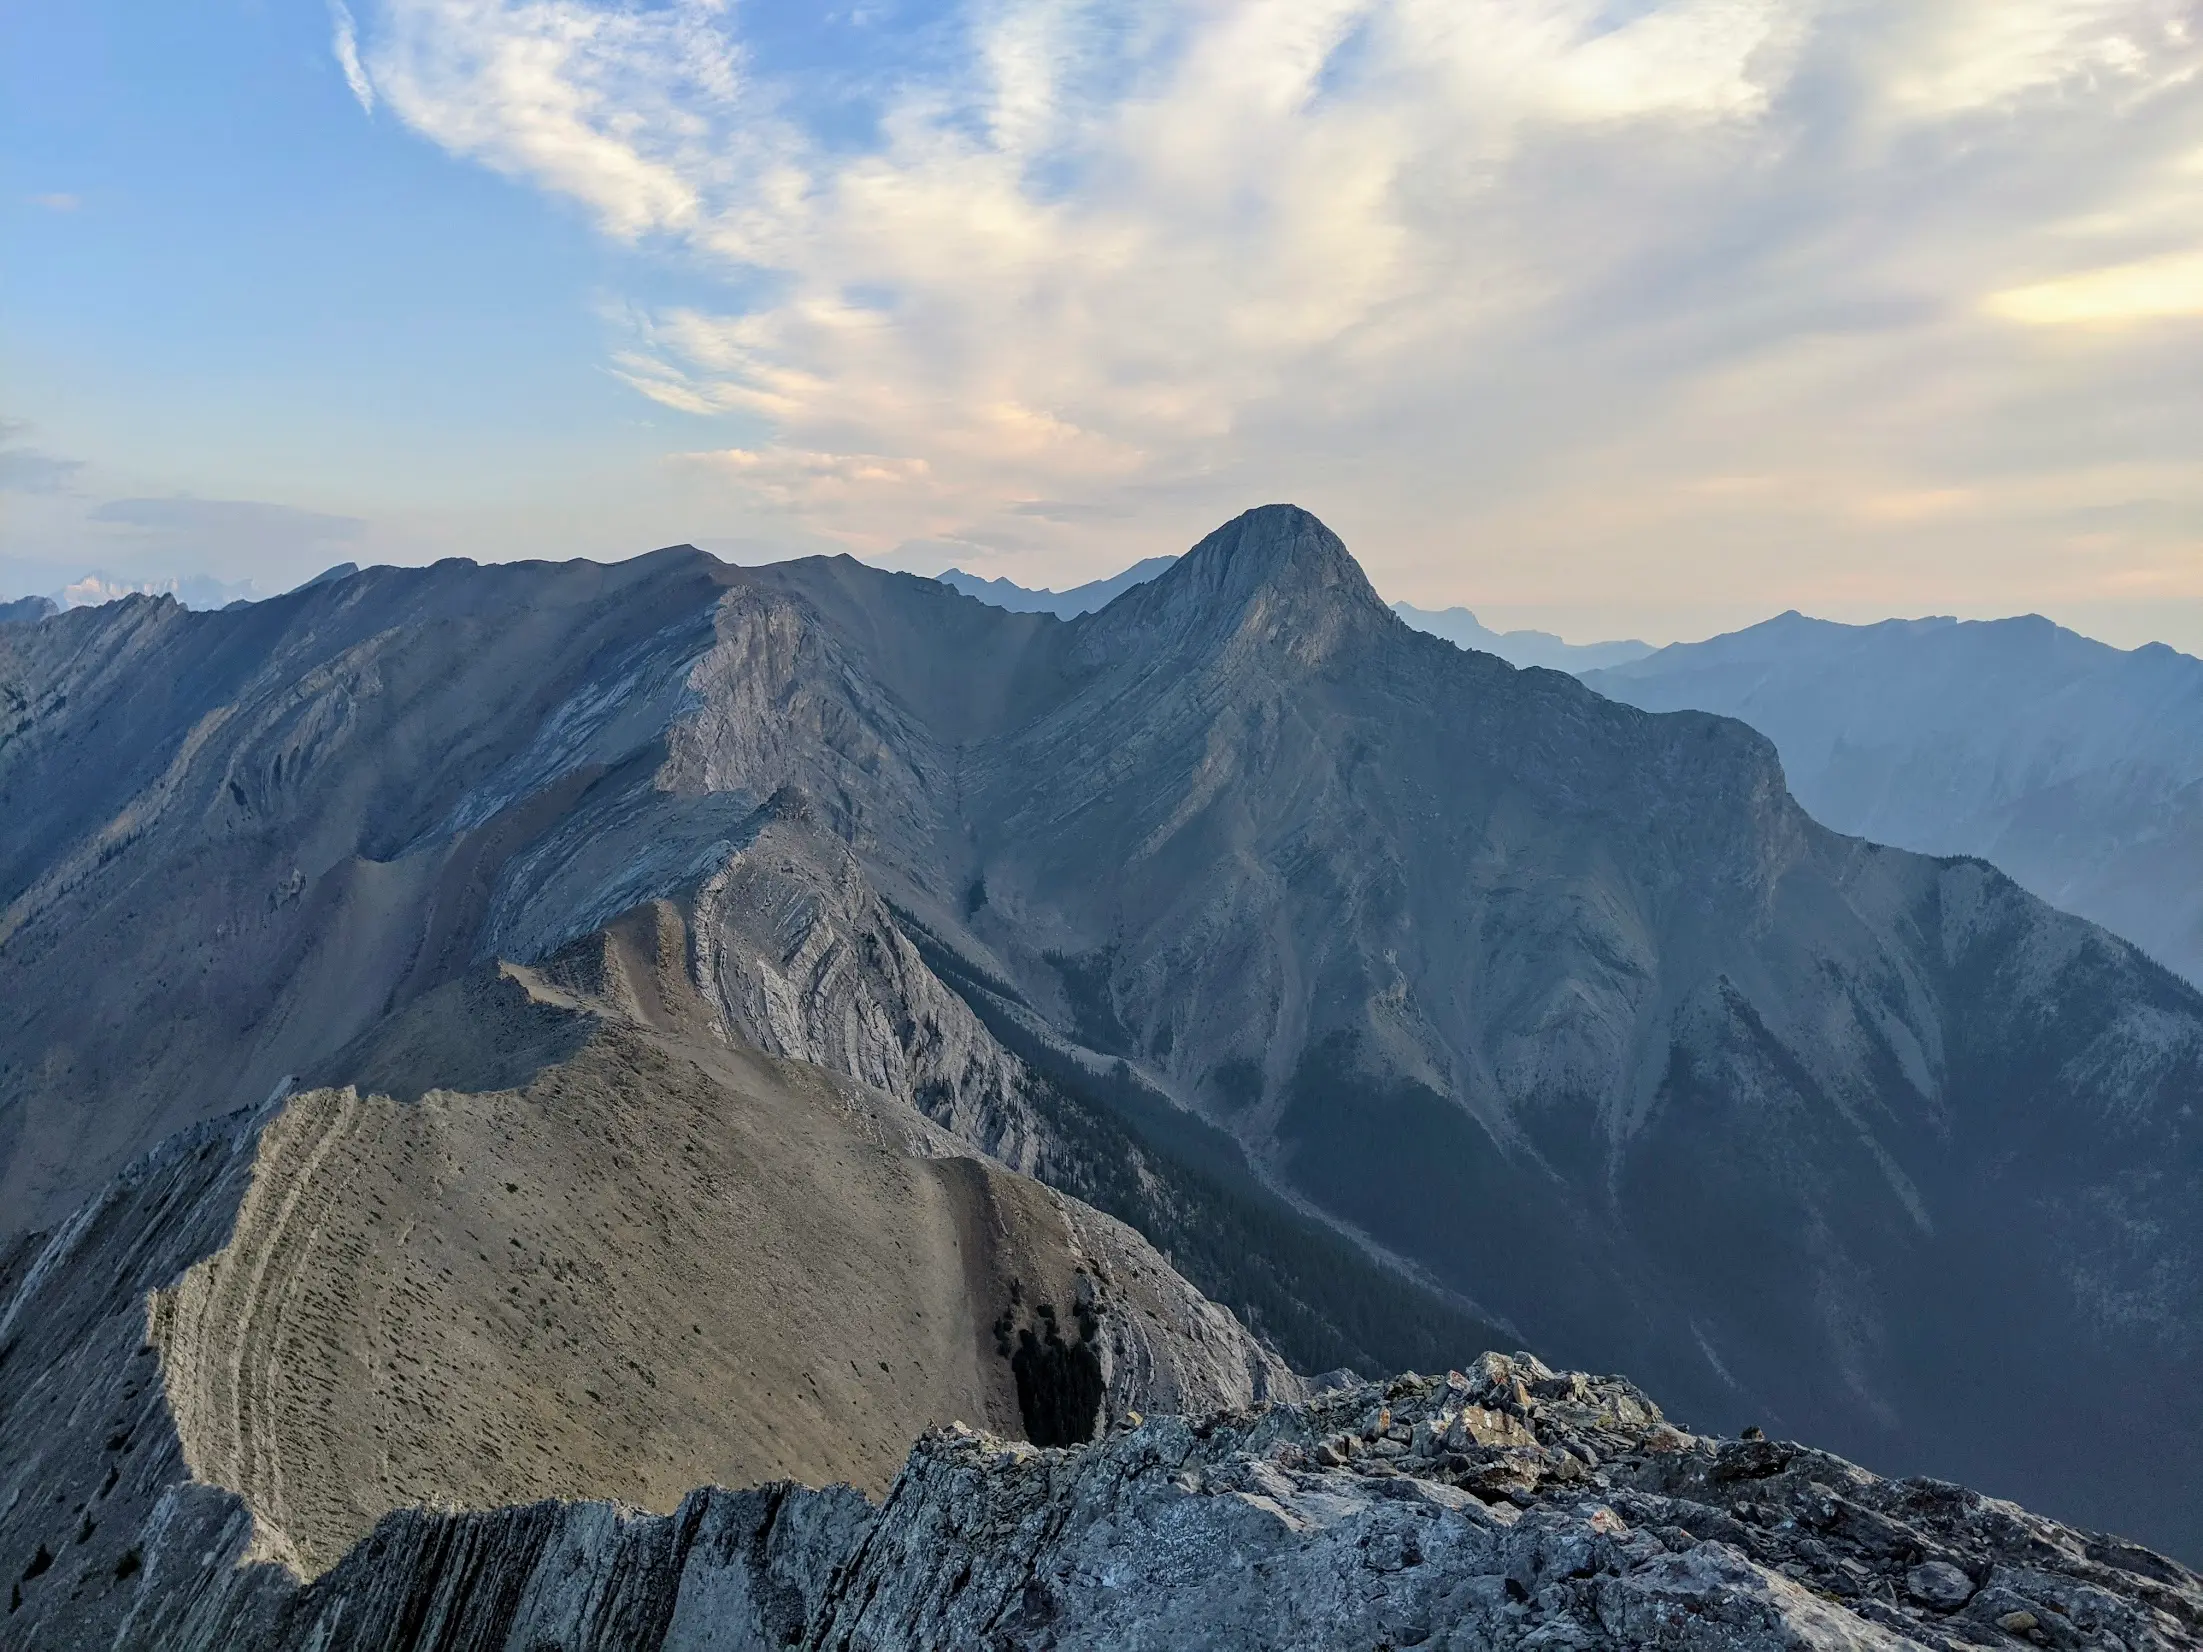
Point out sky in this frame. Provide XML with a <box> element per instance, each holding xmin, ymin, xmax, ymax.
<box><xmin>3</xmin><ymin>0</ymin><xmax>2201</xmax><ymax>649</ymax></box>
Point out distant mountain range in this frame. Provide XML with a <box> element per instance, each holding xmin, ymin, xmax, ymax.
<box><xmin>946</xmin><ymin>565</ymin><xmax>2202</xmax><ymax>989</ymax></box>
<box><xmin>0</xmin><ymin>566</ymin><xmax>340</xmax><ymax>616</ymax></box>
<box><xmin>1391</xmin><ymin>601</ymin><xmax>1654</xmax><ymax>670</ymax></box>
<box><xmin>937</xmin><ymin>555</ymin><xmax>1179</xmax><ymax>617</ymax></box>
<box><xmin>1585</xmin><ymin>612</ymin><xmax>2203</xmax><ymax>988</ymax></box>
<box><xmin>937</xmin><ymin>563</ymin><xmax>1653</xmax><ymax>670</ymax></box>
<box><xmin>0</xmin><ymin>594</ymin><xmax>57</xmax><ymax>625</ymax></box>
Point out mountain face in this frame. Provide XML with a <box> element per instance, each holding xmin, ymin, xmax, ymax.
<box><xmin>1393</xmin><ymin>601</ymin><xmax>1654</xmax><ymax>670</ymax></box>
<box><xmin>3</xmin><ymin>507</ymin><xmax>2200</xmax><ymax>1564</ymax></box>
<box><xmin>935</xmin><ymin>555</ymin><xmax>1177</xmax><ymax>617</ymax></box>
<box><xmin>46</xmin><ymin>1353</ymin><xmax>2203</xmax><ymax>1651</ymax></box>
<box><xmin>1582</xmin><ymin>612</ymin><xmax>2203</xmax><ymax>989</ymax></box>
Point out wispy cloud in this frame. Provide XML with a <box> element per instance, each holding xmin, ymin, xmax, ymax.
<box><xmin>346</xmin><ymin>0</ymin><xmax>2203</xmax><ymax>626</ymax></box>
<box><xmin>332</xmin><ymin>1</ymin><xmax>377</xmax><ymax>112</ymax></box>
<box><xmin>0</xmin><ymin>419</ymin><xmax>85</xmax><ymax>494</ymax></box>
<box><xmin>1988</xmin><ymin>249</ymin><xmax>2203</xmax><ymax>324</ymax></box>
<box><xmin>27</xmin><ymin>192</ymin><xmax>80</xmax><ymax>213</ymax></box>
<box><xmin>91</xmin><ymin>496</ymin><xmax>367</xmax><ymax>549</ymax></box>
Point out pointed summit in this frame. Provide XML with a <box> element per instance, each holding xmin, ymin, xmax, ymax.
<box><xmin>1076</xmin><ymin>505</ymin><xmax>1392</xmax><ymax>659</ymax></box>
<box><xmin>1173</xmin><ymin>504</ymin><xmax>1385</xmax><ymax>612</ymax></box>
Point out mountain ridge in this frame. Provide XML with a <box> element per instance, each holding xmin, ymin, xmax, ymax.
<box><xmin>38</xmin><ymin>1352</ymin><xmax>2203</xmax><ymax>1650</ymax></box>
<box><xmin>0</xmin><ymin>895</ymin><xmax>1298</xmax><ymax>1648</ymax></box>
<box><xmin>3</xmin><ymin>505</ymin><xmax>2199</xmax><ymax>1558</ymax></box>
<box><xmin>935</xmin><ymin>554</ymin><xmax>1177</xmax><ymax>617</ymax></box>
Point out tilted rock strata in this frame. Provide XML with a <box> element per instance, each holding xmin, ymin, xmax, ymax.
<box><xmin>85</xmin><ymin>1354</ymin><xmax>2203</xmax><ymax>1650</ymax></box>
<box><xmin>688</xmin><ymin>803</ymin><xmax>1046</xmax><ymax>1174</ymax></box>
<box><xmin>1583</xmin><ymin>610</ymin><xmax>2203</xmax><ymax>989</ymax></box>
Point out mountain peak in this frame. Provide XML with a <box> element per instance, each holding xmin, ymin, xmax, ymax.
<box><xmin>1175</xmin><ymin>504</ymin><xmax>1383</xmax><ymax>611</ymax></box>
<box><xmin>1081</xmin><ymin>505</ymin><xmax>1391</xmax><ymax>657</ymax></box>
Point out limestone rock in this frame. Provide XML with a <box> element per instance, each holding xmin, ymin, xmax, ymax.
<box><xmin>69</xmin><ymin>1356</ymin><xmax>2203</xmax><ymax>1650</ymax></box>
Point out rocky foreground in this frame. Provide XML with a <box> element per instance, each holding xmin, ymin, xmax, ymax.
<box><xmin>106</xmin><ymin>1352</ymin><xmax>2200</xmax><ymax>1650</ymax></box>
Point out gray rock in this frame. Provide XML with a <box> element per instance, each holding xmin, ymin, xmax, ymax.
<box><xmin>71</xmin><ymin>1355</ymin><xmax>2203</xmax><ymax>1650</ymax></box>
<box><xmin>1905</xmin><ymin>1560</ymin><xmax>1975</xmax><ymax>1610</ymax></box>
<box><xmin>0</xmin><ymin>593</ymin><xmax>56</xmax><ymax>625</ymax></box>
<box><xmin>1583</xmin><ymin>609</ymin><xmax>2203</xmax><ymax>989</ymax></box>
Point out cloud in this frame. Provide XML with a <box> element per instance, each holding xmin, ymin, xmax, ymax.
<box><xmin>1987</xmin><ymin>249</ymin><xmax>2203</xmax><ymax>324</ymax></box>
<box><xmin>91</xmin><ymin>496</ymin><xmax>367</xmax><ymax>549</ymax></box>
<box><xmin>0</xmin><ymin>419</ymin><xmax>85</xmax><ymax>494</ymax></box>
<box><xmin>349</xmin><ymin>0</ymin><xmax>2203</xmax><ymax>629</ymax></box>
<box><xmin>0</xmin><ymin>451</ymin><xmax>85</xmax><ymax>493</ymax></box>
<box><xmin>332</xmin><ymin>1</ymin><xmax>377</xmax><ymax>112</ymax></box>
<box><xmin>28</xmin><ymin>193</ymin><xmax>80</xmax><ymax>212</ymax></box>
<box><xmin>367</xmin><ymin>0</ymin><xmax>739</xmax><ymax>240</ymax></box>
<box><xmin>54</xmin><ymin>573</ymin><xmax>267</xmax><ymax>611</ymax></box>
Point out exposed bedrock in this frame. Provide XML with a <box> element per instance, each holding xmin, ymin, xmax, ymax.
<box><xmin>63</xmin><ymin>1355</ymin><xmax>2203</xmax><ymax>1651</ymax></box>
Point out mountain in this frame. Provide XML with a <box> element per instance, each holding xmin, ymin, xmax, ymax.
<box><xmin>939</xmin><ymin>566</ymin><xmax>1656</xmax><ymax>670</ymax></box>
<box><xmin>0</xmin><ymin>555</ymin><xmax>1500</xmax><ymax>1381</ymax></box>
<box><xmin>35</xmin><ymin>1353</ymin><xmax>2203</xmax><ymax>1650</ymax></box>
<box><xmin>936</xmin><ymin>554</ymin><xmax>1176</xmax><ymax>616</ymax></box>
<box><xmin>0</xmin><ymin>594</ymin><xmax>57</xmax><ymax>626</ymax></box>
<box><xmin>49</xmin><ymin>571</ymin><xmax>271</xmax><ymax>610</ymax></box>
<box><xmin>3</xmin><ymin>508</ymin><xmax>2200</xmax><ymax>1565</ymax></box>
<box><xmin>1393</xmin><ymin>600</ymin><xmax>1653</xmax><ymax>670</ymax></box>
<box><xmin>1583</xmin><ymin>612</ymin><xmax>2203</xmax><ymax>986</ymax></box>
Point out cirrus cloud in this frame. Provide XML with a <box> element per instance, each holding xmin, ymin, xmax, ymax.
<box><xmin>344</xmin><ymin>0</ymin><xmax>2203</xmax><ymax>639</ymax></box>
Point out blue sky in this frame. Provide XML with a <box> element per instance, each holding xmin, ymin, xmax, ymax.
<box><xmin>4</xmin><ymin>0</ymin><xmax>2201</xmax><ymax>649</ymax></box>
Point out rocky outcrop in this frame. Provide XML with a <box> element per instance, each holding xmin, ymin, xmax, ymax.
<box><xmin>0</xmin><ymin>594</ymin><xmax>55</xmax><ymax>627</ymax></box>
<box><xmin>76</xmin><ymin>1353</ymin><xmax>2203</xmax><ymax>1650</ymax></box>
<box><xmin>689</xmin><ymin>796</ymin><xmax>1046</xmax><ymax>1174</ymax></box>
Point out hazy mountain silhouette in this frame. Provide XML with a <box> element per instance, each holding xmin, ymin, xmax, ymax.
<box><xmin>936</xmin><ymin>554</ymin><xmax>1177</xmax><ymax>617</ymax></box>
<box><xmin>1586</xmin><ymin>611</ymin><xmax>2203</xmax><ymax>987</ymax></box>
<box><xmin>1393</xmin><ymin>600</ymin><xmax>1653</xmax><ymax>670</ymax></box>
